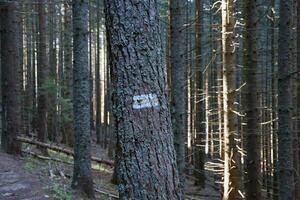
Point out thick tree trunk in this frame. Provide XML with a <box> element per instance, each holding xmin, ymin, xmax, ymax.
<box><xmin>0</xmin><ymin>1</ymin><xmax>22</xmax><ymax>155</ymax></box>
<box><xmin>244</xmin><ymin>0</ymin><xmax>261</xmax><ymax>199</ymax></box>
<box><xmin>71</xmin><ymin>0</ymin><xmax>94</xmax><ymax>198</ymax></box>
<box><xmin>277</xmin><ymin>0</ymin><xmax>295</xmax><ymax>199</ymax></box>
<box><xmin>221</xmin><ymin>0</ymin><xmax>242</xmax><ymax>199</ymax></box>
<box><xmin>37</xmin><ymin>0</ymin><xmax>49</xmax><ymax>151</ymax></box>
<box><xmin>170</xmin><ymin>0</ymin><xmax>187</xmax><ymax>185</ymax></box>
<box><xmin>104</xmin><ymin>0</ymin><xmax>182</xmax><ymax>199</ymax></box>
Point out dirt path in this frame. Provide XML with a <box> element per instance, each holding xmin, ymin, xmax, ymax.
<box><xmin>0</xmin><ymin>151</ymin><xmax>51</xmax><ymax>200</ymax></box>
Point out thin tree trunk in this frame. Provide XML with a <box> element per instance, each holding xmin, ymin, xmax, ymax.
<box><xmin>244</xmin><ymin>0</ymin><xmax>261</xmax><ymax>199</ymax></box>
<box><xmin>37</xmin><ymin>0</ymin><xmax>49</xmax><ymax>153</ymax></box>
<box><xmin>194</xmin><ymin>0</ymin><xmax>206</xmax><ymax>187</ymax></box>
<box><xmin>277</xmin><ymin>0</ymin><xmax>295</xmax><ymax>199</ymax></box>
<box><xmin>48</xmin><ymin>0</ymin><xmax>58</xmax><ymax>142</ymax></box>
<box><xmin>63</xmin><ymin>1</ymin><xmax>74</xmax><ymax>147</ymax></box>
<box><xmin>95</xmin><ymin>0</ymin><xmax>102</xmax><ymax>145</ymax></box>
<box><xmin>170</xmin><ymin>0</ymin><xmax>187</xmax><ymax>185</ymax></box>
<box><xmin>72</xmin><ymin>0</ymin><xmax>94</xmax><ymax>197</ymax></box>
<box><xmin>221</xmin><ymin>0</ymin><xmax>242</xmax><ymax>199</ymax></box>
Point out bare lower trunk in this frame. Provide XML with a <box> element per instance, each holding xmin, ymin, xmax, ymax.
<box><xmin>0</xmin><ymin>1</ymin><xmax>22</xmax><ymax>155</ymax></box>
<box><xmin>105</xmin><ymin>0</ymin><xmax>182</xmax><ymax>199</ymax></box>
<box><xmin>221</xmin><ymin>0</ymin><xmax>242</xmax><ymax>199</ymax></box>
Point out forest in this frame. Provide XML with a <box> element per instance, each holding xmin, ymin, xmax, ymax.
<box><xmin>0</xmin><ymin>0</ymin><xmax>297</xmax><ymax>200</ymax></box>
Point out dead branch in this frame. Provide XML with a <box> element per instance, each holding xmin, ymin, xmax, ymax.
<box><xmin>17</xmin><ymin>136</ymin><xmax>114</xmax><ymax>167</ymax></box>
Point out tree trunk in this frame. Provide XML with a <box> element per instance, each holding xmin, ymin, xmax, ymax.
<box><xmin>221</xmin><ymin>0</ymin><xmax>242</xmax><ymax>199</ymax></box>
<box><xmin>277</xmin><ymin>0</ymin><xmax>295</xmax><ymax>199</ymax></box>
<box><xmin>104</xmin><ymin>0</ymin><xmax>182</xmax><ymax>199</ymax></box>
<box><xmin>0</xmin><ymin>1</ymin><xmax>22</xmax><ymax>155</ymax></box>
<box><xmin>37</xmin><ymin>0</ymin><xmax>49</xmax><ymax>151</ymax></box>
<box><xmin>170</xmin><ymin>0</ymin><xmax>187</xmax><ymax>185</ymax></box>
<box><xmin>95</xmin><ymin>0</ymin><xmax>102</xmax><ymax>145</ymax></box>
<box><xmin>48</xmin><ymin>0</ymin><xmax>58</xmax><ymax>142</ymax></box>
<box><xmin>194</xmin><ymin>0</ymin><xmax>206</xmax><ymax>187</ymax></box>
<box><xmin>63</xmin><ymin>1</ymin><xmax>74</xmax><ymax>147</ymax></box>
<box><xmin>244</xmin><ymin>0</ymin><xmax>261</xmax><ymax>199</ymax></box>
<box><xmin>71</xmin><ymin>0</ymin><xmax>94</xmax><ymax>198</ymax></box>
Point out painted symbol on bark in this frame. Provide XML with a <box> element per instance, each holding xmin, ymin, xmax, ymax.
<box><xmin>133</xmin><ymin>93</ymin><xmax>160</xmax><ymax>109</ymax></box>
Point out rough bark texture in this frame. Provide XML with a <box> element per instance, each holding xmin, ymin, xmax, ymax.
<box><xmin>63</xmin><ymin>1</ymin><xmax>74</xmax><ymax>147</ymax></box>
<box><xmin>244</xmin><ymin>0</ymin><xmax>261</xmax><ymax>199</ymax></box>
<box><xmin>104</xmin><ymin>0</ymin><xmax>182</xmax><ymax>199</ymax></box>
<box><xmin>278</xmin><ymin>0</ymin><xmax>295</xmax><ymax>199</ymax></box>
<box><xmin>0</xmin><ymin>1</ymin><xmax>22</xmax><ymax>155</ymax></box>
<box><xmin>170</xmin><ymin>0</ymin><xmax>187</xmax><ymax>185</ymax></box>
<box><xmin>37</xmin><ymin>0</ymin><xmax>49</xmax><ymax>148</ymax></box>
<box><xmin>297</xmin><ymin>0</ymin><xmax>300</xmax><ymax>198</ymax></box>
<box><xmin>194</xmin><ymin>0</ymin><xmax>206</xmax><ymax>187</ymax></box>
<box><xmin>71</xmin><ymin>0</ymin><xmax>94</xmax><ymax>198</ymax></box>
<box><xmin>221</xmin><ymin>0</ymin><xmax>242</xmax><ymax>199</ymax></box>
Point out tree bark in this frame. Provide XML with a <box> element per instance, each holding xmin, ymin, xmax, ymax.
<box><xmin>0</xmin><ymin>1</ymin><xmax>22</xmax><ymax>155</ymax></box>
<box><xmin>71</xmin><ymin>0</ymin><xmax>94</xmax><ymax>198</ymax></box>
<box><xmin>169</xmin><ymin>0</ymin><xmax>187</xmax><ymax>185</ymax></box>
<box><xmin>277</xmin><ymin>0</ymin><xmax>295</xmax><ymax>199</ymax></box>
<box><xmin>244</xmin><ymin>0</ymin><xmax>261</xmax><ymax>199</ymax></box>
<box><xmin>37</xmin><ymin>0</ymin><xmax>49</xmax><ymax>151</ymax></box>
<box><xmin>194</xmin><ymin>0</ymin><xmax>206</xmax><ymax>187</ymax></box>
<box><xmin>221</xmin><ymin>0</ymin><xmax>242</xmax><ymax>199</ymax></box>
<box><xmin>104</xmin><ymin>0</ymin><xmax>182</xmax><ymax>199</ymax></box>
<box><xmin>63</xmin><ymin>1</ymin><xmax>74</xmax><ymax>147</ymax></box>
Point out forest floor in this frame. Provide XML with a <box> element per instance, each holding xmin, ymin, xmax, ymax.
<box><xmin>0</xmin><ymin>137</ymin><xmax>221</xmax><ymax>200</ymax></box>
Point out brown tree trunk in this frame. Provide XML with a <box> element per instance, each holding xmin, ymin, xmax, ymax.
<box><xmin>194</xmin><ymin>0</ymin><xmax>206</xmax><ymax>188</ymax></box>
<box><xmin>221</xmin><ymin>0</ymin><xmax>242</xmax><ymax>199</ymax></box>
<box><xmin>104</xmin><ymin>0</ymin><xmax>182</xmax><ymax>199</ymax></box>
<box><xmin>37</xmin><ymin>0</ymin><xmax>49</xmax><ymax>152</ymax></box>
<box><xmin>0</xmin><ymin>1</ymin><xmax>22</xmax><ymax>155</ymax></box>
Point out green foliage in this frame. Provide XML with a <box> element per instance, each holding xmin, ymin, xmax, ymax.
<box><xmin>60</xmin><ymin>97</ymin><xmax>73</xmax><ymax>125</ymax></box>
<box><xmin>40</xmin><ymin>77</ymin><xmax>73</xmax><ymax>126</ymax></box>
<box><xmin>52</xmin><ymin>184</ymin><xmax>73</xmax><ymax>200</ymax></box>
<box><xmin>24</xmin><ymin>157</ymin><xmax>37</xmax><ymax>172</ymax></box>
<box><xmin>40</xmin><ymin>77</ymin><xmax>58</xmax><ymax>96</ymax></box>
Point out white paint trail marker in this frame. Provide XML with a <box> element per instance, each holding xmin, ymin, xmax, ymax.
<box><xmin>132</xmin><ymin>93</ymin><xmax>160</xmax><ymax>109</ymax></box>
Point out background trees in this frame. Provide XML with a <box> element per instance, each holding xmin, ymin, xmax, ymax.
<box><xmin>0</xmin><ymin>0</ymin><xmax>300</xmax><ymax>199</ymax></box>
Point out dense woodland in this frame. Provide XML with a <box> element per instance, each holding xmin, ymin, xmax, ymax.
<box><xmin>0</xmin><ymin>0</ymin><xmax>298</xmax><ymax>200</ymax></box>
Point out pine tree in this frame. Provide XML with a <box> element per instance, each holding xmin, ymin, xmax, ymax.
<box><xmin>71</xmin><ymin>0</ymin><xmax>94</xmax><ymax>197</ymax></box>
<box><xmin>0</xmin><ymin>1</ymin><xmax>22</xmax><ymax>155</ymax></box>
<box><xmin>37</xmin><ymin>0</ymin><xmax>49</xmax><ymax>151</ymax></box>
<box><xmin>244</xmin><ymin>0</ymin><xmax>261</xmax><ymax>199</ymax></box>
<box><xmin>170</xmin><ymin>0</ymin><xmax>187</xmax><ymax>185</ymax></box>
<box><xmin>221</xmin><ymin>0</ymin><xmax>242</xmax><ymax>199</ymax></box>
<box><xmin>277</xmin><ymin>0</ymin><xmax>295</xmax><ymax>199</ymax></box>
<box><xmin>104</xmin><ymin>0</ymin><xmax>182</xmax><ymax>199</ymax></box>
<box><xmin>194</xmin><ymin>0</ymin><xmax>206</xmax><ymax>187</ymax></box>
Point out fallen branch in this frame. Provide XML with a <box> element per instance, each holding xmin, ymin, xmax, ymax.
<box><xmin>22</xmin><ymin>150</ymin><xmax>74</xmax><ymax>166</ymax></box>
<box><xmin>95</xmin><ymin>188</ymin><xmax>119</xmax><ymax>199</ymax></box>
<box><xmin>17</xmin><ymin>136</ymin><xmax>114</xmax><ymax>167</ymax></box>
